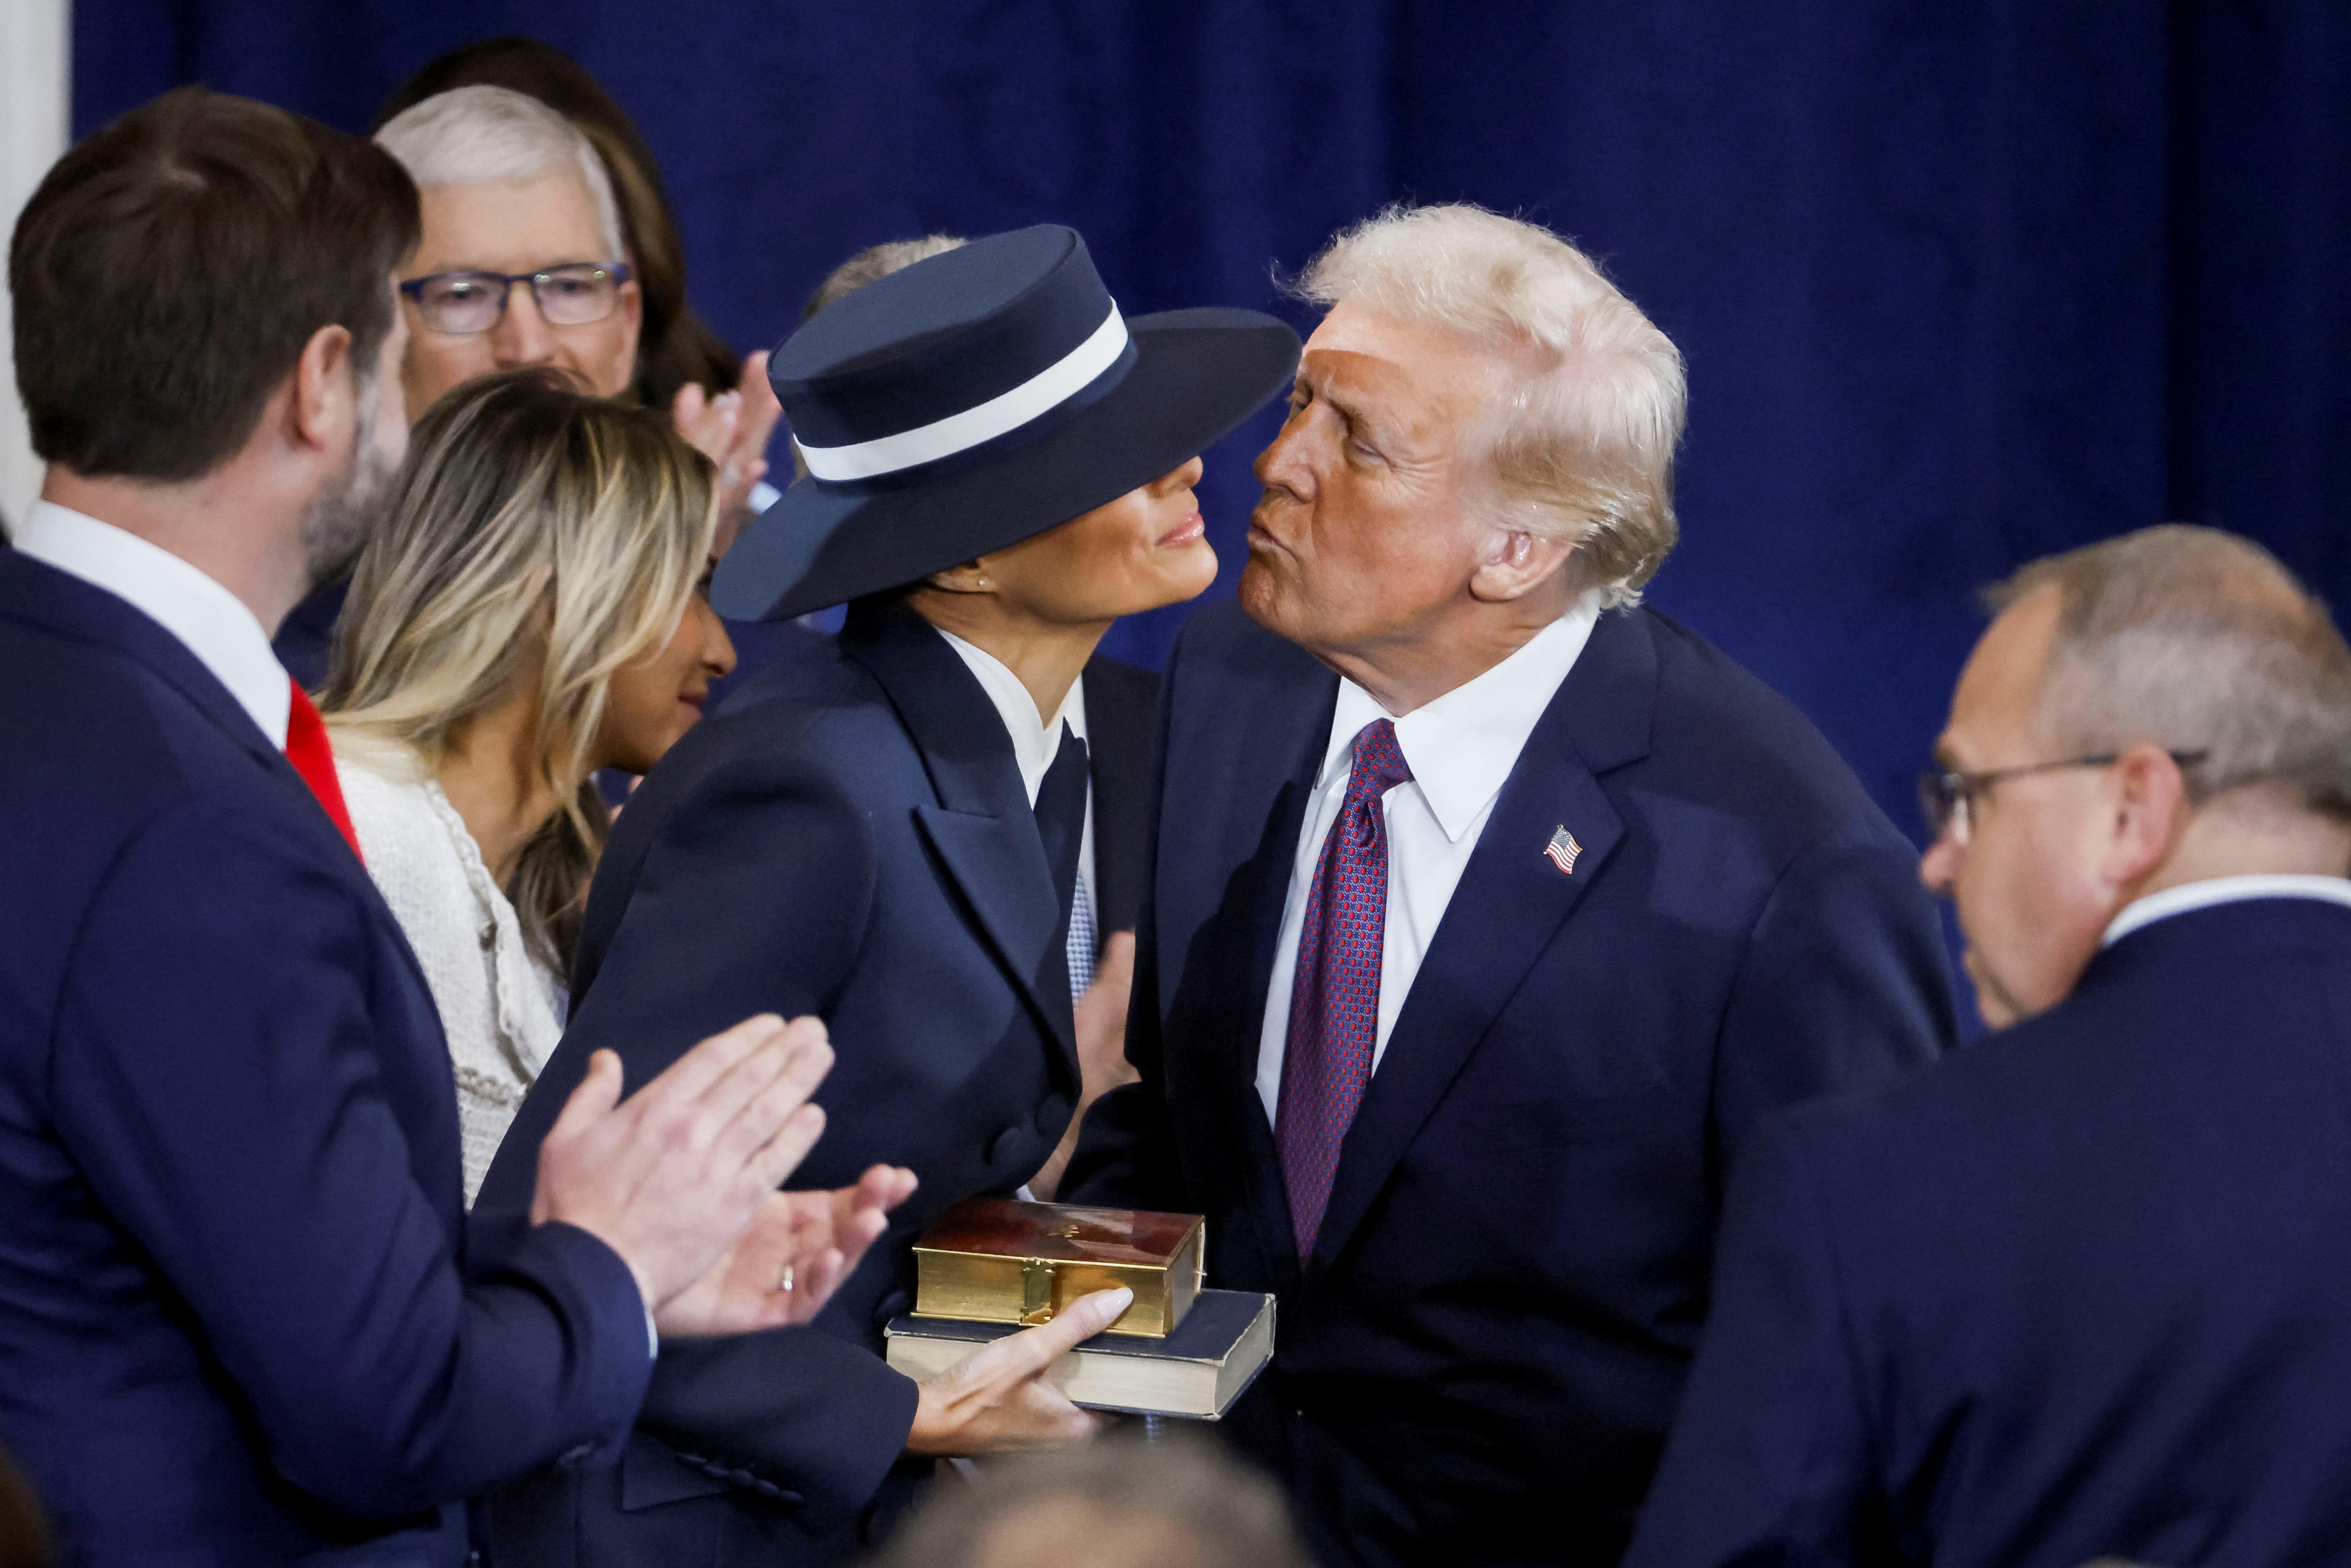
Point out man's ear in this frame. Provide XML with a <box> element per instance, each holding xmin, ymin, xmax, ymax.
<box><xmin>2101</xmin><ymin>743</ymin><xmax>2193</xmax><ymax>887</ymax></box>
<box><xmin>1466</xmin><ymin>525</ymin><xmax>1576</xmax><ymax>604</ymax></box>
<box><xmin>925</xmin><ymin>558</ymin><xmax>996</xmax><ymax>595</ymax></box>
<box><xmin>289</xmin><ymin>323</ymin><xmax>355</xmax><ymax>454</ymax></box>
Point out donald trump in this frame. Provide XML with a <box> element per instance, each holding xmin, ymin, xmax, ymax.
<box><xmin>1065</xmin><ymin>204</ymin><xmax>1957</xmax><ymax>1565</ymax></box>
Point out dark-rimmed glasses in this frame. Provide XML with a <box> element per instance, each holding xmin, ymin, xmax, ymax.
<box><xmin>397</xmin><ymin>263</ymin><xmax>632</xmax><ymax>336</ymax></box>
<box><xmin>1918</xmin><ymin>750</ymin><xmax>2208</xmax><ymax>845</ymax></box>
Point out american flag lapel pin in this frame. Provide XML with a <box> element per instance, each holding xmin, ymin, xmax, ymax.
<box><xmin>1543</xmin><ymin>825</ymin><xmax>1583</xmax><ymax>876</ymax></box>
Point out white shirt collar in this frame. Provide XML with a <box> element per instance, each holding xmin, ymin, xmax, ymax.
<box><xmin>15</xmin><ymin>500</ymin><xmax>292</xmax><ymax>748</ymax></box>
<box><xmin>933</xmin><ymin>626</ymin><xmax>1089</xmax><ymax>806</ymax></box>
<box><xmin>1319</xmin><ymin>599</ymin><xmax>1600</xmax><ymax>842</ymax></box>
<box><xmin>2102</xmin><ymin>873</ymin><xmax>2351</xmax><ymax>947</ymax></box>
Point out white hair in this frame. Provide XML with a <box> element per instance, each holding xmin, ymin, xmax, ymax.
<box><xmin>1296</xmin><ymin>203</ymin><xmax>1686</xmax><ymax>608</ymax></box>
<box><xmin>375</xmin><ymin>85</ymin><xmax>624</xmax><ymax>263</ymax></box>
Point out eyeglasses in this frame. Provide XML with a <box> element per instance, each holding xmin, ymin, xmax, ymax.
<box><xmin>1918</xmin><ymin>750</ymin><xmax>2207</xmax><ymax>845</ymax></box>
<box><xmin>397</xmin><ymin>262</ymin><xmax>632</xmax><ymax>336</ymax></box>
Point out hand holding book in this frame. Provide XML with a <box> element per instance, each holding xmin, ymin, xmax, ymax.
<box><xmin>903</xmin><ymin>1285</ymin><xmax>1134</xmax><ymax>1455</ymax></box>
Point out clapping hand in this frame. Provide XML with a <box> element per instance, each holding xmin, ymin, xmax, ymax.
<box><xmin>657</xmin><ymin>1162</ymin><xmax>920</xmax><ymax>1338</ymax></box>
<box><xmin>673</xmin><ymin>350</ymin><xmax>785</xmax><ymax>544</ymax></box>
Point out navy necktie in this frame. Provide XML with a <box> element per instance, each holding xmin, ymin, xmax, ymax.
<box><xmin>1275</xmin><ymin>718</ymin><xmax>1412</xmax><ymax>1258</ymax></box>
<box><xmin>1034</xmin><ymin>722</ymin><xmax>1090</xmax><ymax>1000</ymax></box>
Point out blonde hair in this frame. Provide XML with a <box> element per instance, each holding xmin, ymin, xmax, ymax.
<box><xmin>1295</xmin><ymin>203</ymin><xmax>1686</xmax><ymax>608</ymax></box>
<box><xmin>376</xmin><ymin>85</ymin><xmax>624</xmax><ymax>262</ymax></box>
<box><xmin>323</xmin><ymin>370</ymin><xmax>717</xmax><ymax>965</ymax></box>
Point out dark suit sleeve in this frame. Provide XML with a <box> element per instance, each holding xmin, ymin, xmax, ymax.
<box><xmin>50</xmin><ymin>794</ymin><xmax>652</xmax><ymax>1521</ymax></box>
<box><xmin>1710</xmin><ymin>825</ymin><xmax>1955</xmax><ymax>1184</ymax></box>
<box><xmin>1062</xmin><ymin>634</ymin><xmax>1194</xmax><ymax>1212</ymax></box>
<box><xmin>480</xmin><ymin>742</ymin><xmax>917</xmax><ymax>1533</ymax></box>
<box><xmin>1623</xmin><ymin>1116</ymin><xmax>1886</xmax><ymax>1567</ymax></box>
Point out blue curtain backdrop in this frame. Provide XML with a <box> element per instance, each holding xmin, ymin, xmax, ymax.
<box><xmin>75</xmin><ymin>1</ymin><xmax>2351</xmax><ymax>1020</ymax></box>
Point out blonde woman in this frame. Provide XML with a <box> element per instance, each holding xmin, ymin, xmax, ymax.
<box><xmin>322</xmin><ymin>369</ymin><xmax>736</xmax><ymax>1202</ymax></box>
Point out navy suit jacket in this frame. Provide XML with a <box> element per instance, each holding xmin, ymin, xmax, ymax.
<box><xmin>1064</xmin><ymin>602</ymin><xmax>1956</xmax><ymax>1567</ymax></box>
<box><xmin>475</xmin><ymin>599</ymin><xmax>1152</xmax><ymax>1566</ymax></box>
<box><xmin>0</xmin><ymin>551</ymin><xmax>652</xmax><ymax>1567</ymax></box>
<box><xmin>1628</xmin><ymin>896</ymin><xmax>2351</xmax><ymax>1568</ymax></box>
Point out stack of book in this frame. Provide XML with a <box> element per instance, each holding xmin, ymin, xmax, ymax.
<box><xmin>882</xmin><ymin>1197</ymin><xmax>1274</xmax><ymax>1420</ymax></box>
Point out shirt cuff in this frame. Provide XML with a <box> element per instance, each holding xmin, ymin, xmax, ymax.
<box><xmin>647</xmin><ymin>1302</ymin><xmax>661</xmax><ymax>1360</ymax></box>
<box><xmin>748</xmin><ymin>480</ymin><xmax>782</xmax><ymax>515</ymax></box>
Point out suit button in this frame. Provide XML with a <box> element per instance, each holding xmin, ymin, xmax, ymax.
<box><xmin>555</xmin><ymin>1442</ymin><xmax>595</xmax><ymax>1469</ymax></box>
<box><xmin>984</xmin><ymin>1125</ymin><xmax>1024</xmax><ymax>1166</ymax></box>
<box><xmin>872</xmin><ymin>1288</ymin><xmax>912</xmax><ymax>1327</ymax></box>
<box><xmin>1034</xmin><ymin>1094</ymin><xmax>1071</xmax><ymax>1134</ymax></box>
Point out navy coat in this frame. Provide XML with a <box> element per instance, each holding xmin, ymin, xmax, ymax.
<box><xmin>1627</xmin><ymin>896</ymin><xmax>2351</xmax><ymax>1568</ymax></box>
<box><xmin>475</xmin><ymin>598</ymin><xmax>1155</xmax><ymax>1566</ymax></box>
<box><xmin>1064</xmin><ymin>601</ymin><xmax>1956</xmax><ymax>1567</ymax></box>
<box><xmin>0</xmin><ymin>551</ymin><xmax>652</xmax><ymax>1566</ymax></box>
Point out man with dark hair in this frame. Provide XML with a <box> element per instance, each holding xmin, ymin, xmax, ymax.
<box><xmin>0</xmin><ymin>87</ymin><xmax>902</xmax><ymax>1567</ymax></box>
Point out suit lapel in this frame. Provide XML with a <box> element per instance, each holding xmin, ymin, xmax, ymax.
<box><xmin>1310</xmin><ymin>608</ymin><xmax>1659</xmax><ymax>1272</ymax></box>
<box><xmin>1080</xmin><ymin>657</ymin><xmax>1153</xmax><ymax>937</ymax></box>
<box><xmin>1164</xmin><ymin>626</ymin><xmax>1335</xmax><ymax>1299</ymax></box>
<box><xmin>1</xmin><ymin>551</ymin><xmax>284</xmax><ymax>775</ymax></box>
<box><xmin>840</xmin><ymin>600</ymin><xmax>1078</xmax><ymax>1078</ymax></box>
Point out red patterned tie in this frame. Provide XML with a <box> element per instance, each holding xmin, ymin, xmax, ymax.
<box><xmin>1276</xmin><ymin>717</ymin><xmax>1412</xmax><ymax>1258</ymax></box>
<box><xmin>284</xmin><ymin>678</ymin><xmax>364</xmax><ymax>863</ymax></box>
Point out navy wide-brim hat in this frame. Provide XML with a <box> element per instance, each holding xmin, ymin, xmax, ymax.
<box><xmin>711</xmin><ymin>225</ymin><xmax>1301</xmax><ymax>621</ymax></box>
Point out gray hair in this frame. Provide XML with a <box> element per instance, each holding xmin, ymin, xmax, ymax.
<box><xmin>802</xmin><ymin>234</ymin><xmax>967</xmax><ymax>322</ymax></box>
<box><xmin>865</xmin><ymin>1432</ymin><xmax>1310</xmax><ymax>1568</ymax></box>
<box><xmin>1294</xmin><ymin>203</ymin><xmax>1686</xmax><ymax>608</ymax></box>
<box><xmin>375</xmin><ymin>85</ymin><xmax>624</xmax><ymax>263</ymax></box>
<box><xmin>1988</xmin><ymin>524</ymin><xmax>2351</xmax><ymax>820</ymax></box>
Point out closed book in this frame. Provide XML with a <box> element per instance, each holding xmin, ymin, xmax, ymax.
<box><xmin>884</xmin><ymin>1288</ymin><xmax>1274</xmax><ymax>1420</ymax></box>
<box><xmin>910</xmin><ymin>1197</ymin><xmax>1205</xmax><ymax>1338</ymax></box>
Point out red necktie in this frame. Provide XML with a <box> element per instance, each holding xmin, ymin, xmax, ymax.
<box><xmin>1275</xmin><ymin>718</ymin><xmax>1412</xmax><ymax>1258</ymax></box>
<box><xmin>284</xmin><ymin>678</ymin><xmax>364</xmax><ymax>863</ymax></box>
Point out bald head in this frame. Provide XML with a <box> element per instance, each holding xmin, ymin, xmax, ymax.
<box><xmin>869</xmin><ymin>1434</ymin><xmax>1308</xmax><ymax>1568</ymax></box>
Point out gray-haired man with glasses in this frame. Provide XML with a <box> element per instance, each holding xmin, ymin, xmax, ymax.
<box><xmin>1629</xmin><ymin>524</ymin><xmax>2351</xmax><ymax>1568</ymax></box>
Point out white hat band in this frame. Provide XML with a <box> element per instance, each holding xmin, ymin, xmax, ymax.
<box><xmin>795</xmin><ymin>304</ymin><xmax>1130</xmax><ymax>483</ymax></box>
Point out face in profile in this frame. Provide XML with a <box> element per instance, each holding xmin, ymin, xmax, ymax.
<box><xmin>1241</xmin><ymin>300</ymin><xmax>1503</xmax><ymax>659</ymax></box>
<box><xmin>596</xmin><ymin>562</ymin><xmax>736</xmax><ymax>776</ymax></box>
<box><xmin>1918</xmin><ymin>587</ymin><xmax>2117</xmax><ymax>1028</ymax></box>
<box><xmin>302</xmin><ymin>293</ymin><xmax>415</xmax><ymax>587</ymax></box>
<box><xmin>971</xmin><ymin>456</ymin><xmax>1218</xmax><ymax>626</ymax></box>
<box><xmin>398</xmin><ymin>171</ymin><xmax>641</xmax><ymax>420</ymax></box>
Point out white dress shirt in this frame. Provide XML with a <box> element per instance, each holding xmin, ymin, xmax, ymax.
<box><xmin>2102</xmin><ymin>873</ymin><xmax>2351</xmax><ymax>947</ymax></box>
<box><xmin>14</xmin><ymin>500</ymin><xmax>291</xmax><ymax>746</ymax></box>
<box><xmin>936</xmin><ymin>626</ymin><xmax>1097</xmax><ymax>939</ymax></box>
<box><xmin>1255</xmin><ymin>602</ymin><xmax>1600</xmax><ymax>1124</ymax></box>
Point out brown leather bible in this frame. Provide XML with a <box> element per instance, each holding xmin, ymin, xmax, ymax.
<box><xmin>910</xmin><ymin>1197</ymin><xmax>1205</xmax><ymax>1338</ymax></box>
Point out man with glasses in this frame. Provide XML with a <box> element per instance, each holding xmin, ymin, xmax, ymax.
<box><xmin>273</xmin><ymin>83</ymin><xmax>781</xmax><ymax>686</ymax></box>
<box><xmin>1628</xmin><ymin>525</ymin><xmax>2351</xmax><ymax>1568</ymax></box>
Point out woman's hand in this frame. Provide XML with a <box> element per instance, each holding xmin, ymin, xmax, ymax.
<box><xmin>904</xmin><ymin>1286</ymin><xmax>1130</xmax><ymax>1455</ymax></box>
<box><xmin>654</xmin><ymin>1162</ymin><xmax>919</xmax><ymax>1338</ymax></box>
<box><xmin>672</xmin><ymin>350</ymin><xmax>785</xmax><ymax>546</ymax></box>
<box><xmin>1027</xmin><ymin>932</ymin><xmax>1139</xmax><ymax>1200</ymax></box>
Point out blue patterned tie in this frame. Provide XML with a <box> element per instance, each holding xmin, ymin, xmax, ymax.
<box><xmin>1275</xmin><ymin>718</ymin><xmax>1412</xmax><ymax>1258</ymax></box>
